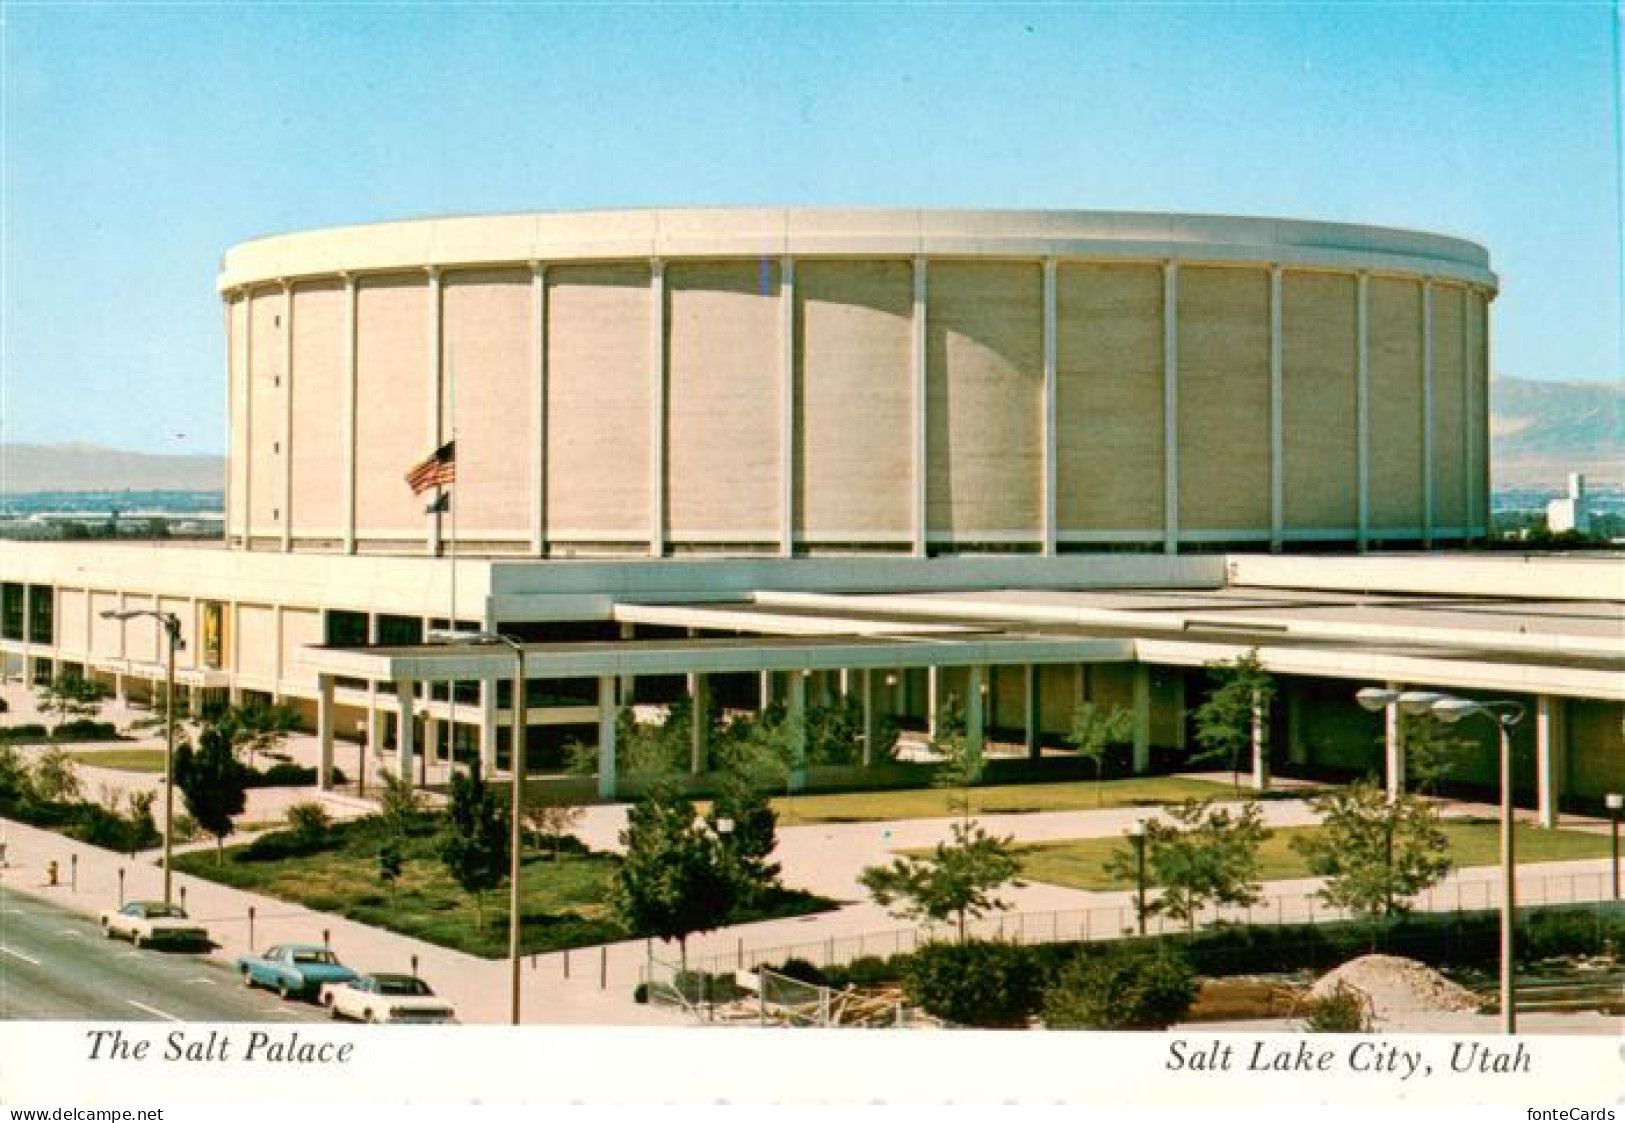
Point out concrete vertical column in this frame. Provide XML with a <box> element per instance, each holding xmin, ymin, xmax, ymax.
<box><xmin>838</xmin><ymin>668</ymin><xmax>851</xmax><ymax>698</ymax></box>
<box><xmin>1421</xmin><ymin>279</ymin><xmax>1435</xmax><ymax>549</ymax></box>
<box><xmin>1287</xmin><ymin>683</ymin><xmax>1307</xmax><ymax>767</ymax></box>
<box><xmin>787</xmin><ymin>671</ymin><xmax>807</xmax><ymax>792</ymax></box>
<box><xmin>1041</xmin><ymin>258</ymin><xmax>1058</xmax><ymax>557</ymax></box>
<box><xmin>689</xmin><ymin>673</ymin><xmax>709</xmax><ymax>774</ymax></box>
<box><xmin>1355</xmin><ymin>273</ymin><xmax>1370</xmax><ymax>551</ymax></box>
<box><xmin>1131</xmin><ymin>664</ymin><xmax>1152</xmax><ymax>775</ymax></box>
<box><xmin>341</xmin><ymin>274</ymin><xmax>360</xmax><ymax>555</ymax></box>
<box><xmin>317</xmin><ymin>674</ymin><xmax>335</xmax><ymax>791</ymax></box>
<box><xmin>758</xmin><ymin>670</ymin><xmax>772</xmax><ymax>712</ymax></box>
<box><xmin>1268</xmin><ymin>265</ymin><xmax>1284</xmax><ymax>553</ymax></box>
<box><xmin>478</xmin><ymin>679</ymin><xmax>497</xmax><ymax>778</ymax></box>
<box><xmin>425</xmin><ymin>715</ymin><xmax>442</xmax><ymax>775</ymax></box>
<box><xmin>910</xmin><ymin>255</ymin><xmax>928</xmax><ymax>558</ymax></box>
<box><xmin>965</xmin><ymin>666</ymin><xmax>985</xmax><ymax>759</ymax></box>
<box><xmin>281</xmin><ymin>280</ymin><xmax>295</xmax><ymax>553</ymax></box>
<box><xmin>649</xmin><ymin>259</ymin><xmax>667</xmax><ymax>558</ymax></box>
<box><xmin>114</xmin><ymin>674</ymin><xmax>127</xmax><ymax>705</ymax></box>
<box><xmin>425</xmin><ymin>266</ymin><xmax>444</xmax><ymax>558</ymax></box>
<box><xmin>243</xmin><ymin>290</ymin><xmax>255</xmax><ymax>547</ymax></box>
<box><xmin>597</xmin><ymin>674</ymin><xmax>618</xmax><ymax>800</ymax></box>
<box><xmin>530</xmin><ymin>262</ymin><xmax>548</xmax><ymax>557</ymax></box>
<box><xmin>395</xmin><ymin>680</ymin><xmax>417</xmax><ymax>784</ymax></box>
<box><xmin>1162</xmin><ymin>261</ymin><xmax>1180</xmax><ymax>555</ymax></box>
<box><xmin>1384</xmin><ymin>680</ymin><xmax>1405</xmax><ymax>801</ymax></box>
<box><xmin>926</xmin><ymin>665</ymin><xmax>941</xmax><ymax>739</ymax></box>
<box><xmin>188</xmin><ymin>684</ymin><xmax>203</xmax><ymax>719</ymax></box>
<box><xmin>1024</xmin><ymin>664</ymin><xmax>1040</xmax><ymax>760</ymax></box>
<box><xmin>1172</xmin><ymin>671</ymin><xmax>1187</xmax><ymax>751</ymax></box>
<box><xmin>618</xmin><ymin>622</ymin><xmax>635</xmax><ymax>700</ymax></box>
<box><xmin>1461</xmin><ymin>288</ymin><xmax>1474</xmax><ymax>538</ymax></box>
<box><xmin>223</xmin><ymin>295</ymin><xmax>236</xmax><ymax>544</ymax></box>
<box><xmin>860</xmin><ymin>669</ymin><xmax>876</xmax><ymax>768</ymax></box>
<box><xmin>1536</xmin><ymin>695</ymin><xmax>1565</xmax><ymax>828</ymax></box>
<box><xmin>1249</xmin><ymin>689</ymin><xmax>1270</xmax><ymax>791</ymax></box>
<box><xmin>779</xmin><ymin>256</ymin><xmax>796</xmax><ymax>559</ymax></box>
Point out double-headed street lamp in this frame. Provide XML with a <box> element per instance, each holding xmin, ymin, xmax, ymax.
<box><xmin>101</xmin><ymin>610</ymin><xmax>183</xmax><ymax>908</ymax></box>
<box><xmin>1357</xmin><ymin>687</ymin><xmax>1525</xmax><ymax>1035</ymax></box>
<box><xmin>430</xmin><ymin>628</ymin><xmax>527</xmax><ymax>1025</ymax></box>
<box><xmin>1605</xmin><ymin>793</ymin><xmax>1622</xmax><ymax>901</ymax></box>
<box><xmin>1128</xmin><ymin>818</ymin><xmax>1149</xmax><ymax>937</ymax></box>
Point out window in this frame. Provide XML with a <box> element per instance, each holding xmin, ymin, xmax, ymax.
<box><xmin>26</xmin><ymin>585</ymin><xmax>53</xmax><ymax>644</ymax></box>
<box><xmin>1</xmin><ymin>584</ymin><xmax>22</xmax><ymax>641</ymax></box>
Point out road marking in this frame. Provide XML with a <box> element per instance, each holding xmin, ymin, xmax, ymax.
<box><xmin>58</xmin><ymin>928</ymin><xmax>83</xmax><ymax>938</ymax></box>
<box><xmin>0</xmin><ymin>946</ymin><xmax>41</xmax><ymax>966</ymax></box>
<box><xmin>187</xmin><ymin>977</ymin><xmax>218</xmax><ymax>987</ymax></box>
<box><xmin>126</xmin><ymin>1000</ymin><xmax>180</xmax><ymax>1022</ymax></box>
<box><xmin>269</xmin><ymin>1007</ymin><xmax>300</xmax><ymax>1017</ymax></box>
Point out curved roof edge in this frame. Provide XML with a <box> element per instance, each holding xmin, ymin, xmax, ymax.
<box><xmin>218</xmin><ymin>207</ymin><xmax>1497</xmax><ymax>294</ymax></box>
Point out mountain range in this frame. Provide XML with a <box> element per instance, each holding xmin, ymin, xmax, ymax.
<box><xmin>0</xmin><ymin>376</ymin><xmax>1617</xmax><ymax>494</ymax></box>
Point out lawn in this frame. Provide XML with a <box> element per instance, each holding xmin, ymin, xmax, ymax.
<box><xmin>172</xmin><ymin>814</ymin><xmax>831</xmax><ymax>958</ymax></box>
<box><xmin>767</xmin><ymin>775</ymin><xmax>1263</xmax><ymax>825</ymax></box>
<box><xmin>68</xmin><ymin>749</ymin><xmax>168</xmax><ymax>773</ymax></box>
<box><xmin>1015</xmin><ymin>819</ymin><xmax>1615</xmax><ymax>892</ymax></box>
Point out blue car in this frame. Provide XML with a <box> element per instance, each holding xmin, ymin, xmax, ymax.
<box><xmin>236</xmin><ymin>943</ymin><xmax>359</xmax><ymax>1001</ymax></box>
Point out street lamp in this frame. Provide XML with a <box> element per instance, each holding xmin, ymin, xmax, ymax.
<box><xmin>430</xmin><ymin>627</ymin><xmax>526</xmax><ymax>1025</ymax></box>
<box><xmin>1129</xmin><ymin>819</ymin><xmax>1149</xmax><ymax>937</ymax></box>
<box><xmin>102</xmin><ymin>610</ymin><xmax>182</xmax><ymax>907</ymax></box>
<box><xmin>1358</xmin><ymin>687</ymin><xmax>1525</xmax><ymax>1034</ymax></box>
<box><xmin>1605</xmin><ymin>793</ymin><xmax>1622</xmax><ymax>901</ymax></box>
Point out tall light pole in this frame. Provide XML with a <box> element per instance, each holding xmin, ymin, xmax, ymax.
<box><xmin>102</xmin><ymin>610</ymin><xmax>182</xmax><ymax>907</ymax></box>
<box><xmin>1129</xmin><ymin>818</ymin><xmax>1149</xmax><ymax>937</ymax></box>
<box><xmin>430</xmin><ymin>627</ymin><xmax>526</xmax><ymax>1024</ymax></box>
<box><xmin>1357</xmin><ymin>687</ymin><xmax>1525</xmax><ymax>1034</ymax></box>
<box><xmin>1605</xmin><ymin>793</ymin><xmax>1622</xmax><ymax>901</ymax></box>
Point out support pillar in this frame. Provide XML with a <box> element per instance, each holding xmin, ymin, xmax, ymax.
<box><xmin>618</xmin><ymin>622</ymin><xmax>635</xmax><ymax>701</ymax></box>
<box><xmin>597</xmin><ymin>675</ymin><xmax>618</xmax><ymax>800</ymax></box>
<box><xmin>395</xmin><ymin>680</ymin><xmax>417</xmax><ymax>784</ymax></box>
<box><xmin>1536</xmin><ymin>695</ymin><xmax>1565</xmax><ymax>829</ymax></box>
<box><xmin>114</xmin><ymin>674</ymin><xmax>127</xmax><ymax>705</ymax></box>
<box><xmin>1024</xmin><ymin>664</ymin><xmax>1040</xmax><ymax>760</ymax></box>
<box><xmin>1131</xmin><ymin>664</ymin><xmax>1151</xmax><ymax>775</ymax></box>
<box><xmin>861</xmin><ymin>669</ymin><xmax>877</xmax><ymax>768</ymax></box>
<box><xmin>1384</xmin><ymin>681</ymin><xmax>1405</xmax><ymax>801</ymax></box>
<box><xmin>926</xmin><ymin>665</ymin><xmax>941</xmax><ymax>739</ymax></box>
<box><xmin>1249</xmin><ymin>688</ymin><xmax>1270</xmax><ymax>792</ymax></box>
<box><xmin>758</xmin><ymin>670</ymin><xmax>772</xmax><ymax>712</ymax></box>
<box><xmin>965</xmin><ymin>666</ymin><xmax>985</xmax><ymax>760</ymax></box>
<box><xmin>1287</xmin><ymin>683</ymin><xmax>1307</xmax><ymax>767</ymax></box>
<box><xmin>188</xmin><ymin>684</ymin><xmax>202</xmax><ymax>719</ymax></box>
<box><xmin>689</xmin><ymin>673</ymin><xmax>709</xmax><ymax>774</ymax></box>
<box><xmin>316</xmin><ymin>674</ymin><xmax>335</xmax><ymax>791</ymax></box>
<box><xmin>787</xmin><ymin>671</ymin><xmax>807</xmax><ymax>792</ymax></box>
<box><xmin>478</xmin><ymin>680</ymin><xmax>497</xmax><ymax>778</ymax></box>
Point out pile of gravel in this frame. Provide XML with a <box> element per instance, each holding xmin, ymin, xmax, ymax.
<box><xmin>1309</xmin><ymin>954</ymin><xmax>1480</xmax><ymax>1024</ymax></box>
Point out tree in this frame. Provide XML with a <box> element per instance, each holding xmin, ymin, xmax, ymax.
<box><xmin>521</xmin><ymin>789</ymin><xmax>585</xmax><ymax>859</ymax></box>
<box><xmin>1191</xmin><ymin>649</ymin><xmax>1275</xmax><ymax>791</ymax></box>
<box><xmin>375</xmin><ymin>768</ymin><xmax>424</xmax><ymax>839</ymax></box>
<box><xmin>1291</xmin><ymin>780</ymin><xmax>1453</xmax><ymax>935</ymax></box>
<box><xmin>1042</xmin><ymin>945</ymin><xmax>1197</xmax><ymax>1029</ymax></box>
<box><xmin>707</xmin><ymin>765</ymin><xmax>782</xmax><ymax>907</ymax></box>
<box><xmin>221</xmin><ymin>702</ymin><xmax>301</xmax><ymax>767</ymax></box>
<box><xmin>438</xmin><ymin>769</ymin><xmax>510</xmax><ymax>930</ymax></box>
<box><xmin>859</xmin><ymin>819</ymin><xmax>1023</xmax><ymax>942</ymax></box>
<box><xmin>1069</xmin><ymin>702</ymin><xmax>1135</xmax><ymax>803</ymax></box>
<box><xmin>31</xmin><ymin>746</ymin><xmax>82</xmax><ymax>802</ymax></box>
<box><xmin>1107</xmin><ymin>798</ymin><xmax>1270</xmax><ymax>933</ymax></box>
<box><xmin>36</xmin><ymin>671</ymin><xmax>110</xmax><ymax>733</ymax></box>
<box><xmin>173</xmin><ymin>722</ymin><xmax>249</xmax><ymax>862</ymax></box>
<box><xmin>929</xmin><ymin>694</ymin><xmax>982</xmax><ymax>824</ymax></box>
<box><xmin>610</xmin><ymin>785</ymin><xmax>736</xmax><ymax>968</ymax></box>
<box><xmin>376</xmin><ymin>841</ymin><xmax>403</xmax><ymax>901</ymax></box>
<box><xmin>1395</xmin><ymin>712</ymin><xmax>1475</xmax><ymax>796</ymax></box>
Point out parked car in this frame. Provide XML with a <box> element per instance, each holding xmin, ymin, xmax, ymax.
<box><xmin>236</xmin><ymin>943</ymin><xmax>359</xmax><ymax>1000</ymax></box>
<box><xmin>99</xmin><ymin>901</ymin><xmax>209</xmax><ymax>950</ymax></box>
<box><xmin>321</xmin><ymin>973</ymin><xmax>457</xmax><ymax>1024</ymax></box>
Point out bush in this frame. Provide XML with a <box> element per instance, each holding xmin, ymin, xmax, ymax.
<box><xmin>1302</xmin><ymin>981</ymin><xmax>1371</xmax><ymax>1033</ymax></box>
<box><xmin>0</xmin><ymin>724</ymin><xmax>48</xmax><ymax>742</ymax></box>
<box><xmin>1524</xmin><ymin>908</ymin><xmax>1609</xmax><ymax>961</ymax></box>
<box><xmin>68</xmin><ymin>802</ymin><xmax>162</xmax><ymax>853</ymax></box>
<box><xmin>32</xmin><ymin>746</ymin><xmax>81</xmax><ymax>801</ymax></box>
<box><xmin>241</xmin><ymin>762</ymin><xmax>348</xmax><ymax>789</ymax></box>
<box><xmin>1042</xmin><ymin>944</ymin><xmax>1196</xmax><ymax>1030</ymax></box>
<box><xmin>52</xmin><ymin>720</ymin><xmax>120</xmax><ymax>742</ymax></box>
<box><xmin>830</xmin><ymin>955</ymin><xmax>899</xmax><ymax>989</ymax></box>
<box><xmin>285</xmin><ymin>801</ymin><xmax>332</xmax><ymax>847</ymax></box>
<box><xmin>904</xmin><ymin>940</ymin><xmax>1045</xmax><ymax>1028</ymax></box>
<box><xmin>770</xmin><ymin>957</ymin><xmax>828</xmax><ymax>987</ymax></box>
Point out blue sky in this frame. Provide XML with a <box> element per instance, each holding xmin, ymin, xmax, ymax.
<box><xmin>3</xmin><ymin>2</ymin><xmax>1620</xmax><ymax>455</ymax></box>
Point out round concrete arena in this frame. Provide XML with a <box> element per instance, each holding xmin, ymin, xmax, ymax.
<box><xmin>218</xmin><ymin>208</ymin><xmax>1496</xmax><ymax>558</ymax></box>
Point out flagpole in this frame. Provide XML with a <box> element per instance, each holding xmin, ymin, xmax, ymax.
<box><xmin>448</xmin><ymin>346</ymin><xmax>458</xmax><ymax>785</ymax></box>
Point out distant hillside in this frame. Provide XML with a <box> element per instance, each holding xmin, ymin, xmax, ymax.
<box><xmin>0</xmin><ymin>443</ymin><xmax>224</xmax><ymax>493</ymax></box>
<box><xmin>1492</xmin><ymin>376</ymin><xmax>1622</xmax><ymax>489</ymax></box>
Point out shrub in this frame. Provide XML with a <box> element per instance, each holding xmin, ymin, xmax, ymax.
<box><xmin>904</xmin><ymin>940</ymin><xmax>1045</xmax><ymax>1028</ymax></box>
<box><xmin>1302</xmin><ymin>981</ymin><xmax>1371</xmax><ymax>1033</ymax></box>
<box><xmin>1524</xmin><ymin>908</ymin><xmax>1608</xmax><ymax>962</ymax></box>
<box><xmin>770</xmin><ymin>957</ymin><xmax>828</xmax><ymax>987</ymax></box>
<box><xmin>52</xmin><ymin>720</ymin><xmax>120</xmax><ymax>742</ymax></box>
<box><xmin>833</xmin><ymin>955</ymin><xmax>899</xmax><ymax>989</ymax></box>
<box><xmin>67</xmin><ymin>802</ymin><xmax>162</xmax><ymax>853</ymax></box>
<box><xmin>0</xmin><ymin>724</ymin><xmax>48</xmax><ymax>742</ymax></box>
<box><xmin>285</xmin><ymin>801</ymin><xmax>332</xmax><ymax>847</ymax></box>
<box><xmin>32</xmin><ymin>746</ymin><xmax>81</xmax><ymax>801</ymax></box>
<box><xmin>1042</xmin><ymin>945</ymin><xmax>1196</xmax><ymax>1030</ymax></box>
<box><xmin>633</xmin><ymin>982</ymin><xmax>650</xmax><ymax>1005</ymax></box>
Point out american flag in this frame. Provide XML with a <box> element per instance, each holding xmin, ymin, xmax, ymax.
<box><xmin>406</xmin><ymin>440</ymin><xmax>456</xmax><ymax>496</ymax></box>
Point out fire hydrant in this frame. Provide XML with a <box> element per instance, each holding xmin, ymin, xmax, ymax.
<box><xmin>46</xmin><ymin>859</ymin><xmax>59</xmax><ymax>887</ymax></box>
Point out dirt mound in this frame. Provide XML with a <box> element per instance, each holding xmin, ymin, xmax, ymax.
<box><xmin>1309</xmin><ymin>955</ymin><xmax>1480</xmax><ymax>1023</ymax></box>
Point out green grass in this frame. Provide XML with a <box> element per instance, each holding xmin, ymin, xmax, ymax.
<box><xmin>171</xmin><ymin>815</ymin><xmax>831</xmax><ymax>959</ymax></box>
<box><xmin>68</xmin><ymin>749</ymin><xmax>168</xmax><ymax>773</ymax></box>
<box><xmin>766</xmin><ymin>775</ymin><xmax>1262</xmax><ymax>825</ymax></box>
<box><xmin>1014</xmin><ymin>820</ymin><xmax>1615</xmax><ymax>892</ymax></box>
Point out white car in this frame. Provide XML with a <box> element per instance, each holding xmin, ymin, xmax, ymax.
<box><xmin>99</xmin><ymin>901</ymin><xmax>210</xmax><ymax>949</ymax></box>
<box><xmin>321</xmin><ymin>973</ymin><xmax>457</xmax><ymax>1024</ymax></box>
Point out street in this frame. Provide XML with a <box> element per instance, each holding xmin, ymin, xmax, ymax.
<box><xmin>0</xmin><ymin>887</ymin><xmax>324</xmax><ymax>1023</ymax></box>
